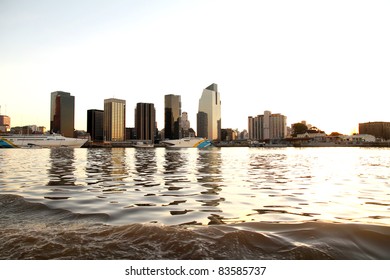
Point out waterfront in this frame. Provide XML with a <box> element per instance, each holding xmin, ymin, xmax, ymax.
<box><xmin>1</xmin><ymin>147</ymin><xmax>390</xmax><ymax>259</ymax></box>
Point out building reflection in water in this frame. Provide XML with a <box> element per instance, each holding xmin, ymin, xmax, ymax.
<box><xmin>47</xmin><ymin>148</ymin><xmax>76</xmax><ymax>186</ymax></box>
<box><xmin>196</xmin><ymin>149</ymin><xmax>225</xmax><ymax>224</ymax></box>
<box><xmin>45</xmin><ymin>148</ymin><xmax>76</xmax><ymax>201</ymax></box>
<box><xmin>133</xmin><ymin>148</ymin><xmax>157</xmax><ymax>187</ymax></box>
<box><xmin>163</xmin><ymin>150</ymin><xmax>190</xmax><ymax>185</ymax></box>
<box><xmin>86</xmin><ymin>148</ymin><xmax>129</xmax><ymax>194</ymax></box>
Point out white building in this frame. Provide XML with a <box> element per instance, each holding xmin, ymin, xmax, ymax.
<box><xmin>248</xmin><ymin>111</ymin><xmax>287</xmax><ymax>140</ymax></box>
<box><xmin>341</xmin><ymin>134</ymin><xmax>376</xmax><ymax>142</ymax></box>
<box><xmin>197</xmin><ymin>83</ymin><xmax>221</xmax><ymax>140</ymax></box>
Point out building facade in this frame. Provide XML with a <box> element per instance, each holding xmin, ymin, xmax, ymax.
<box><xmin>359</xmin><ymin>122</ymin><xmax>390</xmax><ymax>140</ymax></box>
<box><xmin>221</xmin><ymin>128</ymin><xmax>238</xmax><ymax>141</ymax></box>
<box><xmin>248</xmin><ymin>111</ymin><xmax>287</xmax><ymax>140</ymax></box>
<box><xmin>87</xmin><ymin>109</ymin><xmax>104</xmax><ymax>141</ymax></box>
<box><xmin>197</xmin><ymin>83</ymin><xmax>221</xmax><ymax>140</ymax></box>
<box><xmin>104</xmin><ymin>98</ymin><xmax>126</xmax><ymax>141</ymax></box>
<box><xmin>164</xmin><ymin>94</ymin><xmax>181</xmax><ymax>139</ymax></box>
<box><xmin>50</xmin><ymin>91</ymin><xmax>75</xmax><ymax>137</ymax></box>
<box><xmin>135</xmin><ymin>103</ymin><xmax>156</xmax><ymax>141</ymax></box>
<box><xmin>181</xmin><ymin>112</ymin><xmax>191</xmax><ymax>137</ymax></box>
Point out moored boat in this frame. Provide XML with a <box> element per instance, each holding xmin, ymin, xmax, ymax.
<box><xmin>133</xmin><ymin>141</ymin><xmax>154</xmax><ymax>148</ymax></box>
<box><xmin>161</xmin><ymin>137</ymin><xmax>212</xmax><ymax>148</ymax></box>
<box><xmin>0</xmin><ymin>134</ymin><xmax>88</xmax><ymax>148</ymax></box>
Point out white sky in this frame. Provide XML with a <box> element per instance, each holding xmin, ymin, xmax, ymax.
<box><xmin>1</xmin><ymin>0</ymin><xmax>389</xmax><ymax>135</ymax></box>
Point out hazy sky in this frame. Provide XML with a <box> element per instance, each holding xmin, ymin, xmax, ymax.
<box><xmin>1</xmin><ymin>0</ymin><xmax>389</xmax><ymax>134</ymax></box>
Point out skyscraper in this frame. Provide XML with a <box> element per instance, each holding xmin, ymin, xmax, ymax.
<box><xmin>87</xmin><ymin>109</ymin><xmax>104</xmax><ymax>141</ymax></box>
<box><xmin>104</xmin><ymin>98</ymin><xmax>126</xmax><ymax>141</ymax></box>
<box><xmin>164</xmin><ymin>94</ymin><xmax>181</xmax><ymax>139</ymax></box>
<box><xmin>135</xmin><ymin>103</ymin><xmax>156</xmax><ymax>141</ymax></box>
<box><xmin>197</xmin><ymin>83</ymin><xmax>221</xmax><ymax>140</ymax></box>
<box><xmin>50</xmin><ymin>91</ymin><xmax>75</xmax><ymax>137</ymax></box>
<box><xmin>196</xmin><ymin>112</ymin><xmax>208</xmax><ymax>138</ymax></box>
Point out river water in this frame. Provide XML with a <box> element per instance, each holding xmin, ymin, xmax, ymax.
<box><xmin>1</xmin><ymin>147</ymin><xmax>389</xmax><ymax>259</ymax></box>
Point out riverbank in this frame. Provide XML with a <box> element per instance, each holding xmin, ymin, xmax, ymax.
<box><xmin>83</xmin><ymin>141</ymin><xmax>390</xmax><ymax>148</ymax></box>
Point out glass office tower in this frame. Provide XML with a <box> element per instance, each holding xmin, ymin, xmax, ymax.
<box><xmin>104</xmin><ymin>98</ymin><xmax>126</xmax><ymax>141</ymax></box>
<box><xmin>50</xmin><ymin>91</ymin><xmax>75</xmax><ymax>138</ymax></box>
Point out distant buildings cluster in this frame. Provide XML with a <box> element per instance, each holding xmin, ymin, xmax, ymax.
<box><xmin>70</xmin><ymin>83</ymin><xmax>222</xmax><ymax>143</ymax></box>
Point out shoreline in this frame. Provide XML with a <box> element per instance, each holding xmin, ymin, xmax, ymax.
<box><xmin>82</xmin><ymin>141</ymin><xmax>390</xmax><ymax>148</ymax></box>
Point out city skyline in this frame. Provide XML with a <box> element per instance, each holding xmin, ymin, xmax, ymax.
<box><xmin>1</xmin><ymin>1</ymin><xmax>389</xmax><ymax>135</ymax></box>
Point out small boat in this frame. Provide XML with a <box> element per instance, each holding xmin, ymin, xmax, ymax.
<box><xmin>161</xmin><ymin>137</ymin><xmax>212</xmax><ymax>148</ymax></box>
<box><xmin>0</xmin><ymin>134</ymin><xmax>88</xmax><ymax>148</ymax></box>
<box><xmin>133</xmin><ymin>141</ymin><xmax>154</xmax><ymax>148</ymax></box>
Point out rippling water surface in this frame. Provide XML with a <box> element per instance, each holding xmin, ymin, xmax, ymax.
<box><xmin>1</xmin><ymin>147</ymin><xmax>390</xmax><ymax>259</ymax></box>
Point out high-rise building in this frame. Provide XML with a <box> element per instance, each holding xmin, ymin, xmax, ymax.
<box><xmin>104</xmin><ymin>98</ymin><xmax>126</xmax><ymax>141</ymax></box>
<box><xmin>50</xmin><ymin>91</ymin><xmax>75</xmax><ymax>137</ymax></box>
<box><xmin>0</xmin><ymin>115</ymin><xmax>10</xmax><ymax>132</ymax></box>
<box><xmin>248</xmin><ymin>116</ymin><xmax>254</xmax><ymax>140</ymax></box>
<box><xmin>196</xmin><ymin>112</ymin><xmax>208</xmax><ymax>138</ymax></box>
<box><xmin>248</xmin><ymin>111</ymin><xmax>287</xmax><ymax>140</ymax></box>
<box><xmin>359</xmin><ymin>122</ymin><xmax>390</xmax><ymax>140</ymax></box>
<box><xmin>197</xmin><ymin>83</ymin><xmax>221</xmax><ymax>140</ymax></box>
<box><xmin>87</xmin><ymin>109</ymin><xmax>104</xmax><ymax>141</ymax></box>
<box><xmin>135</xmin><ymin>103</ymin><xmax>156</xmax><ymax>141</ymax></box>
<box><xmin>164</xmin><ymin>94</ymin><xmax>181</xmax><ymax>139</ymax></box>
<box><xmin>181</xmin><ymin>112</ymin><xmax>191</xmax><ymax>137</ymax></box>
<box><xmin>270</xmin><ymin>113</ymin><xmax>287</xmax><ymax>139</ymax></box>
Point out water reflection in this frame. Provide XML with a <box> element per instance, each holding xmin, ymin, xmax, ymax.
<box><xmin>196</xmin><ymin>149</ymin><xmax>225</xmax><ymax>224</ymax></box>
<box><xmin>47</xmin><ymin>148</ymin><xmax>76</xmax><ymax>186</ymax></box>
<box><xmin>2</xmin><ymin>147</ymin><xmax>390</xmax><ymax>226</ymax></box>
<box><xmin>133</xmin><ymin>148</ymin><xmax>158</xmax><ymax>187</ymax></box>
<box><xmin>86</xmin><ymin>148</ymin><xmax>111</xmax><ymax>185</ymax></box>
<box><xmin>86</xmin><ymin>148</ymin><xmax>128</xmax><ymax>186</ymax></box>
<box><xmin>248</xmin><ymin>152</ymin><xmax>289</xmax><ymax>184</ymax></box>
<box><xmin>45</xmin><ymin>148</ymin><xmax>76</xmax><ymax>200</ymax></box>
<box><xmin>197</xmin><ymin>149</ymin><xmax>222</xmax><ymax>182</ymax></box>
<box><xmin>163</xmin><ymin>150</ymin><xmax>189</xmax><ymax>185</ymax></box>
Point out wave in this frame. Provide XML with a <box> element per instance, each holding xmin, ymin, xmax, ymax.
<box><xmin>1</xmin><ymin>194</ymin><xmax>389</xmax><ymax>260</ymax></box>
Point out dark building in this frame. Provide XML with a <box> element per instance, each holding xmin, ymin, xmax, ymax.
<box><xmin>221</xmin><ymin>128</ymin><xmax>237</xmax><ymax>141</ymax></box>
<box><xmin>359</xmin><ymin>122</ymin><xmax>390</xmax><ymax>140</ymax></box>
<box><xmin>126</xmin><ymin>127</ymin><xmax>137</xmax><ymax>140</ymax></box>
<box><xmin>164</xmin><ymin>94</ymin><xmax>181</xmax><ymax>139</ymax></box>
<box><xmin>50</xmin><ymin>91</ymin><xmax>75</xmax><ymax>137</ymax></box>
<box><xmin>135</xmin><ymin>103</ymin><xmax>156</xmax><ymax>141</ymax></box>
<box><xmin>196</xmin><ymin>111</ymin><xmax>208</xmax><ymax>138</ymax></box>
<box><xmin>87</xmin><ymin>109</ymin><xmax>104</xmax><ymax>141</ymax></box>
